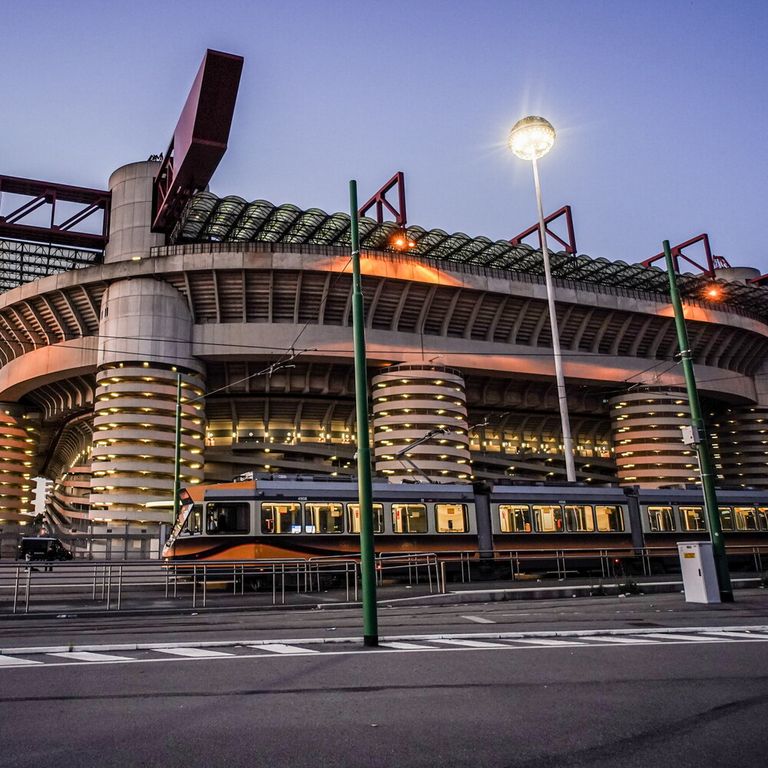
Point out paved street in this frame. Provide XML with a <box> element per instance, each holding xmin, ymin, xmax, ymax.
<box><xmin>1</xmin><ymin>628</ymin><xmax>766</xmax><ymax>768</ymax></box>
<box><xmin>1</xmin><ymin>591</ymin><xmax>767</xmax><ymax>767</ymax></box>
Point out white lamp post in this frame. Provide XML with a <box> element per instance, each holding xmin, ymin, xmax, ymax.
<box><xmin>509</xmin><ymin>116</ymin><xmax>576</xmax><ymax>482</ymax></box>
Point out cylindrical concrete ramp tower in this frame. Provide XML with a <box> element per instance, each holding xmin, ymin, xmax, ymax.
<box><xmin>89</xmin><ymin>278</ymin><xmax>205</xmax><ymax>521</ymax></box>
<box><xmin>372</xmin><ymin>365</ymin><xmax>471</xmax><ymax>482</ymax></box>
<box><xmin>609</xmin><ymin>389</ymin><xmax>696</xmax><ymax>488</ymax></box>
<box><xmin>710</xmin><ymin>406</ymin><xmax>768</xmax><ymax>488</ymax></box>
<box><xmin>0</xmin><ymin>404</ymin><xmax>39</xmax><ymax>523</ymax></box>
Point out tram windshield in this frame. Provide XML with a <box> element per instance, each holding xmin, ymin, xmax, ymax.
<box><xmin>165</xmin><ymin>492</ymin><xmax>196</xmax><ymax>549</ymax></box>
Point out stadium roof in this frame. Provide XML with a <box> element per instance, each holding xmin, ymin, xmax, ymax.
<box><xmin>172</xmin><ymin>192</ymin><xmax>768</xmax><ymax>321</ymax></box>
<box><xmin>0</xmin><ymin>239</ymin><xmax>101</xmax><ymax>293</ymax></box>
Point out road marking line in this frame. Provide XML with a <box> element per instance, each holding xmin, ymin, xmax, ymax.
<box><xmin>642</xmin><ymin>633</ymin><xmax>719</xmax><ymax>642</ymax></box>
<box><xmin>155</xmin><ymin>647</ymin><xmax>234</xmax><ymax>658</ymax></box>
<box><xmin>431</xmin><ymin>639</ymin><xmax>512</xmax><ymax>648</ymax></box>
<box><xmin>461</xmin><ymin>615</ymin><xmax>496</xmax><ymax>624</ymax></box>
<box><xmin>379</xmin><ymin>642</ymin><xmax>431</xmax><ymax>650</ymax></box>
<box><xmin>584</xmin><ymin>636</ymin><xmax>660</xmax><ymax>645</ymax></box>
<box><xmin>700</xmin><ymin>631</ymin><xmax>768</xmax><ymax>640</ymax></box>
<box><xmin>253</xmin><ymin>644</ymin><xmax>319</xmax><ymax>655</ymax></box>
<box><xmin>48</xmin><ymin>651</ymin><xmax>133</xmax><ymax>662</ymax></box>
<box><xmin>510</xmin><ymin>638</ymin><xmax>586</xmax><ymax>647</ymax></box>
<box><xmin>0</xmin><ymin>655</ymin><xmax>42</xmax><ymax>667</ymax></box>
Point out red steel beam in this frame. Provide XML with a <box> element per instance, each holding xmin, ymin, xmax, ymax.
<box><xmin>642</xmin><ymin>233</ymin><xmax>729</xmax><ymax>276</ymax></box>
<box><xmin>152</xmin><ymin>49</ymin><xmax>244</xmax><ymax>233</ymax></box>
<box><xmin>0</xmin><ymin>175</ymin><xmax>110</xmax><ymax>249</ymax></box>
<box><xmin>510</xmin><ymin>205</ymin><xmax>576</xmax><ymax>255</ymax></box>
<box><xmin>359</xmin><ymin>171</ymin><xmax>407</xmax><ymax>227</ymax></box>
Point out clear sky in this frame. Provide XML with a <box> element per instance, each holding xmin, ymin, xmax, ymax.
<box><xmin>2</xmin><ymin>0</ymin><xmax>767</xmax><ymax>271</ymax></box>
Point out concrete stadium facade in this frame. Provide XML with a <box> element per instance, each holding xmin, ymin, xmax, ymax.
<box><xmin>2</xmin><ymin>159</ymin><xmax>768</xmax><ymax>553</ymax></box>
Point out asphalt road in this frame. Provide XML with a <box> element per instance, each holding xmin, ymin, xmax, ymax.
<box><xmin>1</xmin><ymin>592</ymin><xmax>767</xmax><ymax>767</ymax></box>
<box><xmin>1</xmin><ymin>632</ymin><xmax>766</xmax><ymax>768</ymax></box>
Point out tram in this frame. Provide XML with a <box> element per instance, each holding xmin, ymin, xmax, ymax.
<box><xmin>162</xmin><ymin>476</ymin><xmax>768</xmax><ymax>565</ymax></box>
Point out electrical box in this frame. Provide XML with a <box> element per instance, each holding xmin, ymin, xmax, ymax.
<box><xmin>678</xmin><ymin>542</ymin><xmax>720</xmax><ymax>604</ymax></box>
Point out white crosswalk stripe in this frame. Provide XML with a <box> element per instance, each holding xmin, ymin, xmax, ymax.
<box><xmin>700</xmin><ymin>630</ymin><xmax>768</xmax><ymax>640</ymax></box>
<box><xmin>48</xmin><ymin>651</ymin><xmax>133</xmax><ymax>662</ymax></box>
<box><xmin>0</xmin><ymin>654</ymin><xmax>42</xmax><ymax>667</ymax></box>
<box><xmin>510</xmin><ymin>638</ymin><xmax>587</xmax><ymax>647</ymax></box>
<box><xmin>379</xmin><ymin>641</ymin><xmax>431</xmax><ymax>650</ymax></box>
<box><xmin>461</xmin><ymin>615</ymin><xmax>496</xmax><ymax>624</ymax></box>
<box><xmin>584</xmin><ymin>636</ymin><xmax>660</xmax><ymax>645</ymax></box>
<box><xmin>641</xmin><ymin>633</ymin><xmax>720</xmax><ymax>643</ymax></box>
<box><xmin>252</xmin><ymin>644</ymin><xmax>319</xmax><ymax>655</ymax></box>
<box><xmin>430</xmin><ymin>638</ymin><xmax>510</xmax><ymax>649</ymax></box>
<box><xmin>155</xmin><ymin>647</ymin><xmax>235</xmax><ymax>658</ymax></box>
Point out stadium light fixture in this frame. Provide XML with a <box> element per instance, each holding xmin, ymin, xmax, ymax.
<box><xmin>508</xmin><ymin>116</ymin><xmax>556</xmax><ymax>161</ymax></box>
<box><xmin>705</xmin><ymin>284</ymin><xmax>723</xmax><ymax>301</ymax></box>
<box><xmin>508</xmin><ymin>115</ymin><xmax>576</xmax><ymax>482</ymax></box>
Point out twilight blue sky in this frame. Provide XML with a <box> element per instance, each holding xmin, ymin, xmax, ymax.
<box><xmin>2</xmin><ymin>0</ymin><xmax>767</xmax><ymax>271</ymax></box>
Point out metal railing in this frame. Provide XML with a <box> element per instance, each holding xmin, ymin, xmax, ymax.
<box><xmin>2</xmin><ymin>544</ymin><xmax>766</xmax><ymax>614</ymax></box>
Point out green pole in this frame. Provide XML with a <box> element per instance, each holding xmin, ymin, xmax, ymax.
<box><xmin>663</xmin><ymin>240</ymin><xmax>733</xmax><ymax>602</ymax></box>
<box><xmin>350</xmin><ymin>180</ymin><xmax>379</xmax><ymax>646</ymax></box>
<box><xmin>172</xmin><ymin>373</ymin><xmax>182</xmax><ymax>526</ymax></box>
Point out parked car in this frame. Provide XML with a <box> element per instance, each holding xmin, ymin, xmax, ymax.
<box><xmin>16</xmin><ymin>537</ymin><xmax>73</xmax><ymax>562</ymax></box>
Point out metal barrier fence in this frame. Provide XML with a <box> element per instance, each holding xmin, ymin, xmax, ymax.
<box><xmin>1</xmin><ymin>546</ymin><xmax>765</xmax><ymax>614</ymax></box>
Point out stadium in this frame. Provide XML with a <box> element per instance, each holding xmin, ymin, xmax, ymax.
<box><xmin>1</xmin><ymin>50</ymin><xmax>768</xmax><ymax>556</ymax></box>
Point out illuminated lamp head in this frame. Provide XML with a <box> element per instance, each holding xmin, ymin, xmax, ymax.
<box><xmin>508</xmin><ymin>116</ymin><xmax>556</xmax><ymax>161</ymax></box>
<box><xmin>389</xmin><ymin>230</ymin><xmax>416</xmax><ymax>251</ymax></box>
<box><xmin>705</xmin><ymin>284</ymin><xmax>723</xmax><ymax>301</ymax></box>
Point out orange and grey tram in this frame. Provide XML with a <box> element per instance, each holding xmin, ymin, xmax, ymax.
<box><xmin>163</xmin><ymin>477</ymin><xmax>768</xmax><ymax>572</ymax></box>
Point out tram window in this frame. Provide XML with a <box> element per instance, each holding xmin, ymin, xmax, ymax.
<box><xmin>304</xmin><ymin>503</ymin><xmax>344</xmax><ymax>534</ymax></box>
<box><xmin>533</xmin><ymin>505</ymin><xmax>564</xmax><ymax>533</ymax></box>
<box><xmin>346</xmin><ymin>504</ymin><xmax>384</xmax><ymax>534</ymax></box>
<box><xmin>719</xmin><ymin>507</ymin><xmax>734</xmax><ymax>531</ymax></box>
<box><xmin>596</xmin><ymin>505</ymin><xmax>624</xmax><ymax>532</ymax></box>
<box><xmin>680</xmin><ymin>506</ymin><xmax>706</xmax><ymax>531</ymax></box>
<box><xmin>757</xmin><ymin>507</ymin><xmax>768</xmax><ymax>531</ymax></box>
<box><xmin>435</xmin><ymin>504</ymin><xmax>468</xmax><ymax>533</ymax></box>
<box><xmin>647</xmin><ymin>506</ymin><xmax>675</xmax><ymax>532</ymax></box>
<box><xmin>261</xmin><ymin>503</ymin><xmax>302</xmax><ymax>534</ymax></box>
<box><xmin>499</xmin><ymin>504</ymin><xmax>532</xmax><ymax>533</ymax></box>
<box><xmin>564</xmin><ymin>505</ymin><xmax>595</xmax><ymax>532</ymax></box>
<box><xmin>392</xmin><ymin>504</ymin><xmax>428</xmax><ymax>533</ymax></box>
<box><xmin>206</xmin><ymin>502</ymin><xmax>249</xmax><ymax>535</ymax></box>
<box><xmin>734</xmin><ymin>506</ymin><xmax>758</xmax><ymax>531</ymax></box>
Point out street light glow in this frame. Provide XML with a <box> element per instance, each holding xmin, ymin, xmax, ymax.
<box><xmin>508</xmin><ymin>115</ymin><xmax>556</xmax><ymax>160</ymax></box>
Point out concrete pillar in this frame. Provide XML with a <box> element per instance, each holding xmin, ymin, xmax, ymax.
<box><xmin>372</xmin><ymin>365</ymin><xmax>471</xmax><ymax>482</ymax></box>
<box><xmin>89</xmin><ymin>278</ymin><xmax>205</xmax><ymax>522</ymax></box>
<box><xmin>104</xmin><ymin>161</ymin><xmax>165</xmax><ymax>264</ymax></box>
<box><xmin>609</xmin><ymin>389</ymin><xmax>696</xmax><ymax>488</ymax></box>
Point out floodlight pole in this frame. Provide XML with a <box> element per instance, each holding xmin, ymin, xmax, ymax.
<box><xmin>663</xmin><ymin>240</ymin><xmax>733</xmax><ymax>602</ymax></box>
<box><xmin>349</xmin><ymin>180</ymin><xmax>379</xmax><ymax>646</ymax></box>
<box><xmin>531</xmin><ymin>156</ymin><xmax>576</xmax><ymax>482</ymax></box>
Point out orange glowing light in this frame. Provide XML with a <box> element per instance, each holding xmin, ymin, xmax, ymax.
<box><xmin>705</xmin><ymin>285</ymin><xmax>722</xmax><ymax>300</ymax></box>
<box><xmin>389</xmin><ymin>231</ymin><xmax>417</xmax><ymax>251</ymax></box>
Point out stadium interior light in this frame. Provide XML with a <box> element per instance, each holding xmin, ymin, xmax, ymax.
<box><xmin>508</xmin><ymin>116</ymin><xmax>556</xmax><ymax>161</ymax></box>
